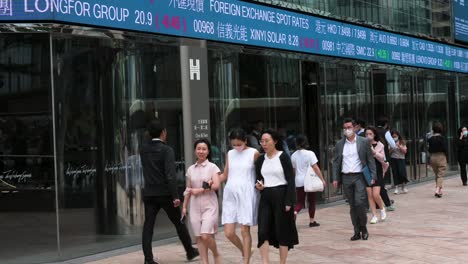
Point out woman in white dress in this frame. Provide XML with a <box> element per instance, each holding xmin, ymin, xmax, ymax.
<box><xmin>220</xmin><ymin>128</ymin><xmax>260</xmax><ymax>264</ymax></box>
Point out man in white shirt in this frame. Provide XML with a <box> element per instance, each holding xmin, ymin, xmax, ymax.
<box><xmin>333</xmin><ymin>118</ymin><xmax>376</xmax><ymax>241</ymax></box>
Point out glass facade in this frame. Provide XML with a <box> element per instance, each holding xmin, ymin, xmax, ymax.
<box><xmin>0</xmin><ymin>30</ymin><xmax>186</xmax><ymax>263</ymax></box>
<box><xmin>0</xmin><ymin>33</ymin><xmax>56</xmax><ymax>263</ymax></box>
<box><xmin>0</xmin><ymin>6</ymin><xmax>467</xmax><ymax>262</ymax></box>
<box><xmin>52</xmin><ymin>33</ymin><xmax>184</xmax><ymax>260</ymax></box>
<box><xmin>264</xmin><ymin>0</ymin><xmax>454</xmax><ymax>41</ymax></box>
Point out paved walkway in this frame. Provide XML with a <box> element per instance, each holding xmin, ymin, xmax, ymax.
<box><xmin>87</xmin><ymin>176</ymin><xmax>468</xmax><ymax>264</ymax></box>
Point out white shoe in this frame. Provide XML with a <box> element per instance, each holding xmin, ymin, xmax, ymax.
<box><xmin>403</xmin><ymin>187</ymin><xmax>408</xmax><ymax>193</ymax></box>
<box><xmin>370</xmin><ymin>216</ymin><xmax>378</xmax><ymax>224</ymax></box>
<box><xmin>380</xmin><ymin>209</ymin><xmax>387</xmax><ymax>221</ymax></box>
<box><xmin>394</xmin><ymin>187</ymin><xmax>399</xmax><ymax>195</ymax></box>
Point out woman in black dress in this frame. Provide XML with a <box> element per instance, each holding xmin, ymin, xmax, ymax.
<box><xmin>456</xmin><ymin>126</ymin><xmax>468</xmax><ymax>186</ymax></box>
<box><xmin>255</xmin><ymin>129</ymin><xmax>298</xmax><ymax>264</ymax></box>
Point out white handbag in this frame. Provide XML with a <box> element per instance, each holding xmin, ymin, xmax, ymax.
<box><xmin>303</xmin><ymin>164</ymin><xmax>324</xmax><ymax>192</ymax></box>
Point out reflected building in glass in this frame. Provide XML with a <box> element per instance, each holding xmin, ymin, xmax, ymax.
<box><xmin>0</xmin><ymin>0</ymin><xmax>467</xmax><ymax>263</ymax></box>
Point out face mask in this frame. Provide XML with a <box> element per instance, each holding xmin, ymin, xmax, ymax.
<box><xmin>343</xmin><ymin>129</ymin><xmax>354</xmax><ymax>137</ymax></box>
<box><xmin>393</xmin><ymin>137</ymin><xmax>399</xmax><ymax>142</ymax></box>
<box><xmin>464</xmin><ymin>131</ymin><xmax>468</xmax><ymax>137</ymax></box>
<box><xmin>366</xmin><ymin>135</ymin><xmax>374</xmax><ymax>141</ymax></box>
<box><xmin>233</xmin><ymin>145</ymin><xmax>245</xmax><ymax>152</ymax></box>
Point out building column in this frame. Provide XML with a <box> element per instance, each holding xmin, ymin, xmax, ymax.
<box><xmin>180</xmin><ymin>39</ymin><xmax>211</xmax><ymax>167</ymax></box>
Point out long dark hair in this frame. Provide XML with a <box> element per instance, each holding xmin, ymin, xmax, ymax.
<box><xmin>261</xmin><ymin>129</ymin><xmax>283</xmax><ymax>151</ymax></box>
<box><xmin>458</xmin><ymin>126</ymin><xmax>467</xmax><ymax>137</ymax></box>
<box><xmin>391</xmin><ymin>130</ymin><xmax>406</xmax><ymax>145</ymax></box>
<box><xmin>193</xmin><ymin>138</ymin><xmax>212</xmax><ymax>161</ymax></box>
<box><xmin>365</xmin><ymin>125</ymin><xmax>381</xmax><ymax>143</ymax></box>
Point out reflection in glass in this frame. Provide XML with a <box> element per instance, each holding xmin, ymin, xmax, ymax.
<box><xmin>269</xmin><ymin>0</ymin><xmax>451</xmax><ymax>39</ymax></box>
<box><xmin>53</xmin><ymin>35</ymin><xmax>184</xmax><ymax>260</ymax></box>
<box><xmin>209</xmin><ymin>50</ymin><xmax>303</xmax><ymax>160</ymax></box>
<box><xmin>0</xmin><ymin>33</ymin><xmax>56</xmax><ymax>264</ymax></box>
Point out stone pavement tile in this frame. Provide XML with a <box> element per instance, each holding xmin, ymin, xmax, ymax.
<box><xmin>86</xmin><ymin>177</ymin><xmax>468</xmax><ymax>264</ymax></box>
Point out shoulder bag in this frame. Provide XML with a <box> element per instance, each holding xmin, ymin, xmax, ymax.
<box><xmin>304</xmin><ymin>164</ymin><xmax>324</xmax><ymax>192</ymax></box>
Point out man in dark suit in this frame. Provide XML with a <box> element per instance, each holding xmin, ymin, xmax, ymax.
<box><xmin>354</xmin><ymin>118</ymin><xmax>366</xmax><ymax>137</ymax></box>
<box><xmin>332</xmin><ymin>118</ymin><xmax>376</xmax><ymax>241</ymax></box>
<box><xmin>140</xmin><ymin>120</ymin><xmax>199</xmax><ymax>264</ymax></box>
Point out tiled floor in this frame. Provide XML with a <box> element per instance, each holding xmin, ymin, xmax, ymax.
<box><xmin>87</xmin><ymin>176</ymin><xmax>468</xmax><ymax>264</ymax></box>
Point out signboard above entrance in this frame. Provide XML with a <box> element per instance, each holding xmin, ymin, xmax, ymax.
<box><xmin>454</xmin><ymin>0</ymin><xmax>468</xmax><ymax>44</ymax></box>
<box><xmin>2</xmin><ymin>0</ymin><xmax>468</xmax><ymax>73</ymax></box>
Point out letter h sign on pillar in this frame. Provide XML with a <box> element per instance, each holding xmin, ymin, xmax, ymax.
<box><xmin>190</xmin><ymin>59</ymin><xmax>200</xmax><ymax>81</ymax></box>
<box><xmin>181</xmin><ymin>45</ymin><xmax>210</xmax><ymax>165</ymax></box>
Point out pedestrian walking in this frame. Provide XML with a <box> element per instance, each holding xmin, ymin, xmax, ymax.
<box><xmin>291</xmin><ymin>135</ymin><xmax>326</xmax><ymax>227</ymax></box>
<box><xmin>354</xmin><ymin>119</ymin><xmax>366</xmax><ymax>137</ymax></box>
<box><xmin>140</xmin><ymin>120</ymin><xmax>199</xmax><ymax>264</ymax></box>
<box><xmin>255</xmin><ymin>129</ymin><xmax>298</xmax><ymax>264</ymax></box>
<box><xmin>182</xmin><ymin>139</ymin><xmax>221</xmax><ymax>264</ymax></box>
<box><xmin>332</xmin><ymin>118</ymin><xmax>376</xmax><ymax>241</ymax></box>
<box><xmin>390</xmin><ymin>130</ymin><xmax>409</xmax><ymax>194</ymax></box>
<box><xmin>375</xmin><ymin>117</ymin><xmax>395</xmax><ymax>210</ymax></box>
<box><xmin>428</xmin><ymin>121</ymin><xmax>448</xmax><ymax>198</ymax></box>
<box><xmin>221</xmin><ymin>128</ymin><xmax>260</xmax><ymax>264</ymax></box>
<box><xmin>365</xmin><ymin>126</ymin><xmax>388</xmax><ymax>224</ymax></box>
<box><xmin>456</xmin><ymin>126</ymin><xmax>468</xmax><ymax>186</ymax></box>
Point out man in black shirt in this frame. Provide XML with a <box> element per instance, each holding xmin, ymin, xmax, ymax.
<box><xmin>140</xmin><ymin>120</ymin><xmax>198</xmax><ymax>264</ymax></box>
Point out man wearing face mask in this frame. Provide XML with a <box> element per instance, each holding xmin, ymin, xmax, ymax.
<box><xmin>333</xmin><ymin>118</ymin><xmax>376</xmax><ymax>241</ymax></box>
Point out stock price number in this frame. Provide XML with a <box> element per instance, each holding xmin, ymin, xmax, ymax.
<box><xmin>135</xmin><ymin>10</ymin><xmax>152</xmax><ymax>26</ymax></box>
<box><xmin>288</xmin><ymin>34</ymin><xmax>299</xmax><ymax>46</ymax></box>
<box><xmin>193</xmin><ymin>20</ymin><xmax>215</xmax><ymax>35</ymax></box>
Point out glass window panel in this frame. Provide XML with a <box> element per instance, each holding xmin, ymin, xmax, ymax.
<box><xmin>53</xmin><ymin>34</ymin><xmax>183</xmax><ymax>260</ymax></box>
<box><xmin>268</xmin><ymin>0</ymin><xmax>449</xmax><ymax>39</ymax></box>
<box><xmin>459</xmin><ymin>75</ymin><xmax>468</xmax><ymax>127</ymax></box>
<box><xmin>0</xmin><ymin>33</ymin><xmax>57</xmax><ymax>264</ymax></box>
<box><xmin>209</xmin><ymin>48</ymin><xmax>302</xmax><ymax>157</ymax></box>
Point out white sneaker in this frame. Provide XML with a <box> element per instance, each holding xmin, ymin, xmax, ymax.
<box><xmin>370</xmin><ymin>216</ymin><xmax>378</xmax><ymax>224</ymax></box>
<box><xmin>403</xmin><ymin>187</ymin><xmax>408</xmax><ymax>193</ymax></box>
<box><xmin>394</xmin><ymin>187</ymin><xmax>399</xmax><ymax>195</ymax></box>
<box><xmin>380</xmin><ymin>209</ymin><xmax>387</xmax><ymax>221</ymax></box>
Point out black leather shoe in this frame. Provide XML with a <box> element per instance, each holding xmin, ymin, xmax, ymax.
<box><xmin>361</xmin><ymin>227</ymin><xmax>369</xmax><ymax>240</ymax></box>
<box><xmin>144</xmin><ymin>259</ymin><xmax>159</xmax><ymax>264</ymax></box>
<box><xmin>350</xmin><ymin>233</ymin><xmax>361</xmax><ymax>241</ymax></box>
<box><xmin>187</xmin><ymin>248</ymin><xmax>199</xmax><ymax>261</ymax></box>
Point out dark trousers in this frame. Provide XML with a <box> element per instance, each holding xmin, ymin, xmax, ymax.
<box><xmin>390</xmin><ymin>158</ymin><xmax>409</xmax><ymax>185</ymax></box>
<box><xmin>380</xmin><ymin>184</ymin><xmax>391</xmax><ymax>207</ymax></box>
<box><xmin>460</xmin><ymin>161</ymin><xmax>467</xmax><ymax>184</ymax></box>
<box><xmin>294</xmin><ymin>187</ymin><xmax>316</xmax><ymax>218</ymax></box>
<box><xmin>142</xmin><ymin>196</ymin><xmax>194</xmax><ymax>261</ymax></box>
<box><xmin>342</xmin><ymin>174</ymin><xmax>368</xmax><ymax>232</ymax></box>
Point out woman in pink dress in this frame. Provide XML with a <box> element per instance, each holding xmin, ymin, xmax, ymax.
<box><xmin>182</xmin><ymin>139</ymin><xmax>221</xmax><ymax>264</ymax></box>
